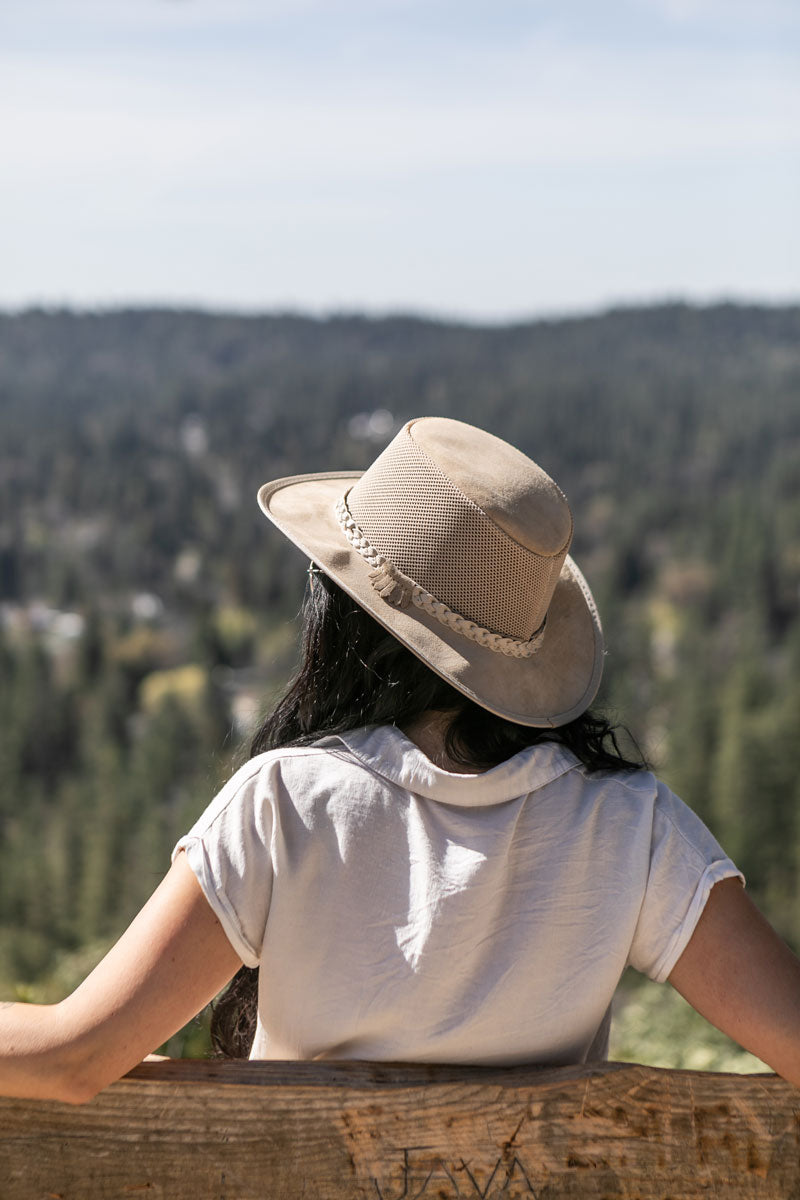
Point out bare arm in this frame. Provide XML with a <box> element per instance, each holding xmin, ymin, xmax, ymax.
<box><xmin>0</xmin><ymin>852</ymin><xmax>242</xmax><ymax>1104</ymax></box>
<box><xmin>668</xmin><ymin>877</ymin><xmax>800</xmax><ymax>1084</ymax></box>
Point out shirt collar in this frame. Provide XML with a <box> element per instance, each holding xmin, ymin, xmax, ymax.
<box><xmin>325</xmin><ymin>724</ymin><xmax>579</xmax><ymax>807</ymax></box>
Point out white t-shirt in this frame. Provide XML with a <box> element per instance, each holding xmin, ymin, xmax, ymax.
<box><xmin>174</xmin><ymin>725</ymin><xmax>741</xmax><ymax>1066</ymax></box>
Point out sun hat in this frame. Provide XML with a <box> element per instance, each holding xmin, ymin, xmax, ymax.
<box><xmin>257</xmin><ymin>416</ymin><xmax>603</xmax><ymax>727</ymax></box>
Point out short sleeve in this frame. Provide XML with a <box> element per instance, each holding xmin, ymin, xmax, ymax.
<box><xmin>627</xmin><ymin>781</ymin><xmax>744</xmax><ymax>983</ymax></box>
<box><xmin>172</xmin><ymin>755</ymin><xmax>276</xmax><ymax>968</ymax></box>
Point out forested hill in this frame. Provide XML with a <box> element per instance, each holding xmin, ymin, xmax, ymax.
<box><xmin>2</xmin><ymin>304</ymin><xmax>798</xmax><ymax>609</ymax></box>
<box><xmin>1</xmin><ymin>303</ymin><xmax>800</xmax><ymax>990</ymax></box>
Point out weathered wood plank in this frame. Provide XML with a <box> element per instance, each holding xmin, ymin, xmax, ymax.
<box><xmin>1</xmin><ymin>1061</ymin><xmax>798</xmax><ymax>1199</ymax></box>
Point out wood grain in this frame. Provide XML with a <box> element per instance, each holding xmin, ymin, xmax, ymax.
<box><xmin>1</xmin><ymin>1060</ymin><xmax>799</xmax><ymax>1199</ymax></box>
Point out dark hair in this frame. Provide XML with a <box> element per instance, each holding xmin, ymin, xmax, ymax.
<box><xmin>211</xmin><ymin>573</ymin><xmax>646</xmax><ymax>1057</ymax></box>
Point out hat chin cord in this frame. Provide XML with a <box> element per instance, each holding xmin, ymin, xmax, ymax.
<box><xmin>334</xmin><ymin>496</ymin><xmax>546</xmax><ymax>660</ymax></box>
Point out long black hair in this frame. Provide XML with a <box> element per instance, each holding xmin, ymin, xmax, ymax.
<box><xmin>211</xmin><ymin>572</ymin><xmax>646</xmax><ymax>1057</ymax></box>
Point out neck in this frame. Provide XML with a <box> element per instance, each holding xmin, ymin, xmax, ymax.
<box><xmin>398</xmin><ymin>711</ymin><xmax>486</xmax><ymax>774</ymax></box>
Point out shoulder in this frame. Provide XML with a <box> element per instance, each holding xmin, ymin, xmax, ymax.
<box><xmin>546</xmin><ymin>763</ymin><xmax>684</xmax><ymax>850</ymax></box>
<box><xmin>224</xmin><ymin>738</ymin><xmax>392</xmax><ymax>801</ymax></box>
<box><xmin>562</xmin><ymin>759</ymin><xmax>661</xmax><ymax>810</ymax></box>
<box><xmin>647</xmin><ymin>776</ymin><xmax>731</xmax><ymax>864</ymax></box>
<box><xmin>231</xmin><ymin>739</ymin><xmax>367</xmax><ymax>780</ymax></box>
<box><xmin>185</xmin><ymin>744</ymin><xmax>365</xmax><ymax>836</ymax></box>
<box><xmin>574</xmin><ymin>765</ymin><xmax>732</xmax><ymax>868</ymax></box>
<box><xmin>575</xmin><ymin>767</ymin><xmax>708</xmax><ymax>835</ymax></box>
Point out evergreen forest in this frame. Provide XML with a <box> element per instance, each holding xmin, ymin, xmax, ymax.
<box><xmin>1</xmin><ymin>303</ymin><xmax>799</xmax><ymax>1064</ymax></box>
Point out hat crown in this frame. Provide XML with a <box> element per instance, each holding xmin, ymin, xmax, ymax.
<box><xmin>407</xmin><ymin>418</ymin><xmax>573</xmax><ymax>554</ymax></box>
<box><xmin>345</xmin><ymin>418</ymin><xmax>573</xmax><ymax>641</ymax></box>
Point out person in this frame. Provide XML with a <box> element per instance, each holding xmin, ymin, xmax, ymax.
<box><xmin>2</xmin><ymin>416</ymin><xmax>799</xmax><ymax>1104</ymax></box>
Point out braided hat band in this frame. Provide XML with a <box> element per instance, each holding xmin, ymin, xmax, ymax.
<box><xmin>335</xmin><ymin>495</ymin><xmax>547</xmax><ymax>659</ymax></box>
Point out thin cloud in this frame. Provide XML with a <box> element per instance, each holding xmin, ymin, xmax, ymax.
<box><xmin>1</xmin><ymin>0</ymin><xmax>797</xmax><ymax>314</ymax></box>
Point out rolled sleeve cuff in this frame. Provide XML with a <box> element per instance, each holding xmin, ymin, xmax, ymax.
<box><xmin>649</xmin><ymin>859</ymin><xmax>745</xmax><ymax>984</ymax></box>
<box><xmin>173</xmin><ymin>836</ymin><xmax>261</xmax><ymax>968</ymax></box>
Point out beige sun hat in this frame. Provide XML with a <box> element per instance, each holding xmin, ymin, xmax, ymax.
<box><xmin>257</xmin><ymin>416</ymin><xmax>603</xmax><ymax>727</ymax></box>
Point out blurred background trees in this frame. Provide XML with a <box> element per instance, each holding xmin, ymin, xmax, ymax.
<box><xmin>1</xmin><ymin>302</ymin><xmax>799</xmax><ymax>1063</ymax></box>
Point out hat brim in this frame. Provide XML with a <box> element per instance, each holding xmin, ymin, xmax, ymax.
<box><xmin>258</xmin><ymin>472</ymin><xmax>604</xmax><ymax>728</ymax></box>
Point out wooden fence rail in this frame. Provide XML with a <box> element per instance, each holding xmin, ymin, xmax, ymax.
<box><xmin>1</xmin><ymin>1060</ymin><xmax>799</xmax><ymax>1199</ymax></box>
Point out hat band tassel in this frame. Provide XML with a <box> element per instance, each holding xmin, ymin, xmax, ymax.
<box><xmin>368</xmin><ymin>561</ymin><xmax>415</xmax><ymax>608</ymax></box>
<box><xmin>335</xmin><ymin>495</ymin><xmax>546</xmax><ymax>660</ymax></box>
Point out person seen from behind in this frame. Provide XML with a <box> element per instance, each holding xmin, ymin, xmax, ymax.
<box><xmin>2</xmin><ymin>416</ymin><xmax>800</xmax><ymax>1101</ymax></box>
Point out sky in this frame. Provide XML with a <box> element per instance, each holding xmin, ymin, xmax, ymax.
<box><xmin>2</xmin><ymin>0</ymin><xmax>799</xmax><ymax>320</ymax></box>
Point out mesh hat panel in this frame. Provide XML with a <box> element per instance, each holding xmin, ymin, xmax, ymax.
<box><xmin>346</xmin><ymin>433</ymin><xmax>566</xmax><ymax>641</ymax></box>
